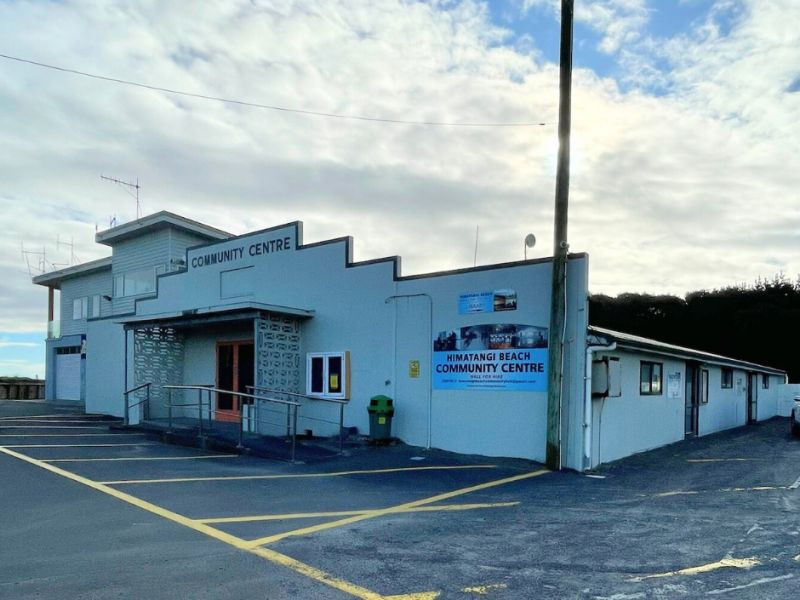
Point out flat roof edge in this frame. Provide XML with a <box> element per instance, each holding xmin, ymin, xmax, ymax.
<box><xmin>95</xmin><ymin>211</ymin><xmax>232</xmax><ymax>246</ymax></box>
<box><xmin>32</xmin><ymin>256</ymin><xmax>112</xmax><ymax>286</ymax></box>
<box><xmin>589</xmin><ymin>326</ymin><xmax>786</xmax><ymax>375</ymax></box>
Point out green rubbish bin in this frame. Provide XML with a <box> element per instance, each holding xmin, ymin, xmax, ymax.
<box><xmin>367</xmin><ymin>395</ymin><xmax>394</xmax><ymax>441</ymax></box>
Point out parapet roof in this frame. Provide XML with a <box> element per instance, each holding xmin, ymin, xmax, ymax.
<box><xmin>589</xmin><ymin>326</ymin><xmax>786</xmax><ymax>376</ymax></box>
<box><xmin>95</xmin><ymin>210</ymin><xmax>231</xmax><ymax>246</ymax></box>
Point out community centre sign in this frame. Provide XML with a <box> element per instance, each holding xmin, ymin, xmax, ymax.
<box><xmin>432</xmin><ymin>323</ymin><xmax>548</xmax><ymax>391</ymax></box>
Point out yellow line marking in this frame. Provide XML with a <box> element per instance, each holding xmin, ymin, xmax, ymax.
<box><xmin>2</xmin><ymin>443</ymin><xmax>159</xmax><ymax>448</ymax></box>
<box><xmin>245</xmin><ymin>469</ymin><xmax>548</xmax><ymax>548</ymax></box>
<box><xmin>653</xmin><ymin>491</ymin><xmax>700</xmax><ymax>498</ymax></box>
<box><xmin>0</xmin><ymin>444</ymin><xmax>437</xmax><ymax>600</ymax></box>
<box><xmin>100</xmin><ymin>464</ymin><xmax>498</xmax><ymax>485</ymax></box>
<box><xmin>687</xmin><ymin>458</ymin><xmax>762</xmax><ymax>463</ymax></box>
<box><xmin>0</xmin><ymin>433</ymin><xmax>146</xmax><ymax>438</ymax></box>
<box><xmin>199</xmin><ymin>502</ymin><xmax>520</xmax><ymax>524</ymax></box>
<box><xmin>629</xmin><ymin>557</ymin><xmax>760</xmax><ymax>581</ymax></box>
<box><xmin>653</xmin><ymin>486</ymin><xmax>788</xmax><ymax>498</ymax></box>
<box><xmin>462</xmin><ymin>583</ymin><xmax>508</xmax><ymax>595</ymax></box>
<box><xmin>45</xmin><ymin>454</ymin><xmax>239</xmax><ymax>462</ymax></box>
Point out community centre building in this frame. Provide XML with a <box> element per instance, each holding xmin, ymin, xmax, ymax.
<box><xmin>33</xmin><ymin>211</ymin><xmax>791</xmax><ymax>470</ymax></box>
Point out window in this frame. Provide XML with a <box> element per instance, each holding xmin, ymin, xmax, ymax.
<box><xmin>700</xmin><ymin>369</ymin><xmax>709</xmax><ymax>404</ymax></box>
<box><xmin>306</xmin><ymin>352</ymin><xmax>349</xmax><ymax>399</ymax></box>
<box><xmin>721</xmin><ymin>368</ymin><xmax>733</xmax><ymax>389</ymax></box>
<box><xmin>762</xmin><ymin>374</ymin><xmax>769</xmax><ymax>389</ymax></box>
<box><xmin>114</xmin><ymin>265</ymin><xmax>166</xmax><ymax>298</ymax></box>
<box><xmin>640</xmin><ymin>361</ymin><xmax>663</xmax><ymax>395</ymax></box>
<box><xmin>72</xmin><ymin>297</ymin><xmax>88</xmax><ymax>320</ymax></box>
<box><xmin>91</xmin><ymin>295</ymin><xmax>101</xmax><ymax>318</ymax></box>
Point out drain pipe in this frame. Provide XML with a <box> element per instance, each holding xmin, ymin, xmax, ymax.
<box><xmin>584</xmin><ymin>341</ymin><xmax>616</xmax><ymax>471</ymax></box>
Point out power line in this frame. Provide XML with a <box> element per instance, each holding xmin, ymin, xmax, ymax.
<box><xmin>0</xmin><ymin>53</ymin><xmax>550</xmax><ymax>128</ymax></box>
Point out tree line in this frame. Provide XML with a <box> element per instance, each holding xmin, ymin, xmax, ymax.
<box><xmin>589</xmin><ymin>274</ymin><xmax>798</xmax><ymax>382</ymax></box>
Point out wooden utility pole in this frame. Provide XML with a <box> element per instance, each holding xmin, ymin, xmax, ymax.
<box><xmin>546</xmin><ymin>0</ymin><xmax>574</xmax><ymax>471</ymax></box>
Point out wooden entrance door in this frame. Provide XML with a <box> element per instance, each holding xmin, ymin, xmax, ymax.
<box><xmin>216</xmin><ymin>340</ymin><xmax>254</xmax><ymax>422</ymax></box>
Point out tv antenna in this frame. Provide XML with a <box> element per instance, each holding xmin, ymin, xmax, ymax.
<box><xmin>101</xmin><ymin>175</ymin><xmax>141</xmax><ymax>219</ymax></box>
<box><xmin>56</xmin><ymin>235</ymin><xmax>81</xmax><ymax>266</ymax></box>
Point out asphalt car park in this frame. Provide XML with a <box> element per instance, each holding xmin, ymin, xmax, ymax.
<box><xmin>1</xmin><ymin>399</ymin><xmax>799</xmax><ymax>599</ymax></box>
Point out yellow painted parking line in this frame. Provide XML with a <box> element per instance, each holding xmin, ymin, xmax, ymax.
<box><xmin>628</xmin><ymin>557</ymin><xmax>760</xmax><ymax>581</ymax></box>
<box><xmin>45</xmin><ymin>454</ymin><xmax>239</xmax><ymax>462</ymax></box>
<box><xmin>200</xmin><ymin>502</ymin><xmax>520</xmax><ymax>524</ymax></box>
<box><xmin>0</xmin><ymin>445</ymin><xmax>438</xmax><ymax>600</ymax></box>
<box><xmin>653</xmin><ymin>486</ymin><xmax>789</xmax><ymax>498</ymax></box>
<box><xmin>100</xmin><ymin>464</ymin><xmax>499</xmax><ymax>485</ymax></box>
<box><xmin>0</xmin><ymin>433</ymin><xmax>146</xmax><ymax>438</ymax></box>
<box><xmin>3</xmin><ymin>443</ymin><xmax>159</xmax><ymax>448</ymax></box>
<box><xmin>245</xmin><ymin>469</ymin><xmax>548</xmax><ymax>548</ymax></box>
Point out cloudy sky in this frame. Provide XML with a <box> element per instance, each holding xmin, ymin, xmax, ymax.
<box><xmin>1</xmin><ymin>0</ymin><xmax>799</xmax><ymax>377</ymax></box>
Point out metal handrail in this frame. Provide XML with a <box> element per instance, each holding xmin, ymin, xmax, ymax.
<box><xmin>123</xmin><ymin>382</ymin><xmax>151</xmax><ymax>426</ymax></box>
<box><xmin>162</xmin><ymin>384</ymin><xmax>300</xmax><ymax>461</ymax></box>
<box><xmin>247</xmin><ymin>385</ymin><xmax>348</xmax><ymax>453</ymax></box>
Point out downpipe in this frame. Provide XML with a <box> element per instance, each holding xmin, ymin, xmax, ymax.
<box><xmin>584</xmin><ymin>342</ymin><xmax>616</xmax><ymax>471</ymax></box>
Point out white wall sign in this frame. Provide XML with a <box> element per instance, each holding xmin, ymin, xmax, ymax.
<box><xmin>667</xmin><ymin>372</ymin><xmax>682</xmax><ymax>399</ymax></box>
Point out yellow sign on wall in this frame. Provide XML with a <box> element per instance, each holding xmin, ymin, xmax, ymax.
<box><xmin>409</xmin><ymin>360</ymin><xmax>420</xmax><ymax>378</ymax></box>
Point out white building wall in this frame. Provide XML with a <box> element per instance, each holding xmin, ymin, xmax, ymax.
<box><xmin>84</xmin><ymin>318</ymin><xmax>126</xmax><ymax>417</ymax></box>
<box><xmin>133</xmin><ymin>224</ymin><xmax>588</xmax><ymax>463</ymax></box>
<box><xmin>698</xmin><ymin>368</ymin><xmax>747</xmax><ymax>436</ymax></box>
<box><xmin>59</xmin><ymin>269</ymin><xmax>112</xmax><ymax>336</ymax></box>
<box><xmin>591</xmin><ymin>350</ymin><xmax>685</xmax><ymax>467</ymax></box>
<box><xmin>756</xmin><ymin>374</ymin><xmax>782</xmax><ymax>421</ymax></box>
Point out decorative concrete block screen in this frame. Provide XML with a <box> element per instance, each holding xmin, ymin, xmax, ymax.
<box><xmin>133</xmin><ymin>325</ymin><xmax>185</xmax><ymax>419</ymax></box>
<box><xmin>255</xmin><ymin>313</ymin><xmax>301</xmax><ymax>393</ymax></box>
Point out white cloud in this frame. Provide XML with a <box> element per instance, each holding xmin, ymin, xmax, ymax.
<box><xmin>520</xmin><ymin>0</ymin><xmax>650</xmax><ymax>53</ymax></box>
<box><xmin>0</xmin><ymin>0</ymin><xmax>797</xmax><ymax>344</ymax></box>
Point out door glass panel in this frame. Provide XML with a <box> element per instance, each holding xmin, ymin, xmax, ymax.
<box><xmin>237</xmin><ymin>343</ymin><xmax>255</xmax><ymax>404</ymax></box>
<box><xmin>218</xmin><ymin>345</ymin><xmax>234</xmax><ymax>410</ymax></box>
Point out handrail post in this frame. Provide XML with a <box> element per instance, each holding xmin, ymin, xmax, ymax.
<box><xmin>124</xmin><ymin>391</ymin><xmax>130</xmax><ymax>426</ymax></box>
<box><xmin>197</xmin><ymin>388</ymin><xmax>203</xmax><ymax>440</ymax></box>
<box><xmin>291</xmin><ymin>403</ymin><xmax>298</xmax><ymax>463</ymax></box>
<box><xmin>207</xmin><ymin>389</ymin><xmax>213</xmax><ymax>433</ymax></box>
<box><xmin>167</xmin><ymin>388</ymin><xmax>173</xmax><ymax>433</ymax></box>
<box><xmin>339</xmin><ymin>402</ymin><xmax>344</xmax><ymax>454</ymax></box>
<box><xmin>145</xmin><ymin>384</ymin><xmax>150</xmax><ymax>421</ymax></box>
<box><xmin>237</xmin><ymin>395</ymin><xmax>245</xmax><ymax>450</ymax></box>
<box><xmin>286</xmin><ymin>401</ymin><xmax>291</xmax><ymax>437</ymax></box>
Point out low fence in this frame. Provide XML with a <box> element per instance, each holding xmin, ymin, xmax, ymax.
<box><xmin>0</xmin><ymin>379</ymin><xmax>45</xmax><ymax>400</ymax></box>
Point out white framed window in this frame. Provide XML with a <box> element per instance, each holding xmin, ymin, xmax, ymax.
<box><xmin>91</xmin><ymin>294</ymin><xmax>101</xmax><ymax>318</ymax></box>
<box><xmin>306</xmin><ymin>352</ymin><xmax>349</xmax><ymax>399</ymax></box>
<box><xmin>114</xmin><ymin>265</ymin><xmax>167</xmax><ymax>298</ymax></box>
<box><xmin>72</xmin><ymin>297</ymin><xmax>88</xmax><ymax>320</ymax></box>
<box><xmin>699</xmin><ymin>369</ymin><xmax>709</xmax><ymax>404</ymax></box>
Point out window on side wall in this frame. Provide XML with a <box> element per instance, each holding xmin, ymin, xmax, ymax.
<box><xmin>72</xmin><ymin>297</ymin><xmax>88</xmax><ymax>320</ymax></box>
<box><xmin>306</xmin><ymin>352</ymin><xmax>349</xmax><ymax>399</ymax></box>
<box><xmin>640</xmin><ymin>361</ymin><xmax>663</xmax><ymax>395</ymax></box>
<box><xmin>700</xmin><ymin>369</ymin><xmax>709</xmax><ymax>404</ymax></box>
<box><xmin>762</xmin><ymin>374</ymin><xmax>769</xmax><ymax>389</ymax></box>
<box><xmin>721</xmin><ymin>368</ymin><xmax>733</xmax><ymax>389</ymax></box>
<box><xmin>91</xmin><ymin>295</ymin><xmax>101</xmax><ymax>318</ymax></box>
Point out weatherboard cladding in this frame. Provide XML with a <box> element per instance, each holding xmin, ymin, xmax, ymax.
<box><xmin>59</xmin><ymin>267</ymin><xmax>113</xmax><ymax>336</ymax></box>
<box><xmin>110</xmin><ymin>228</ymin><xmax>210</xmax><ymax>314</ymax></box>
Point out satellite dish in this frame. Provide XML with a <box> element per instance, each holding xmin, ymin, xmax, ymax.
<box><xmin>524</xmin><ymin>233</ymin><xmax>536</xmax><ymax>260</ymax></box>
